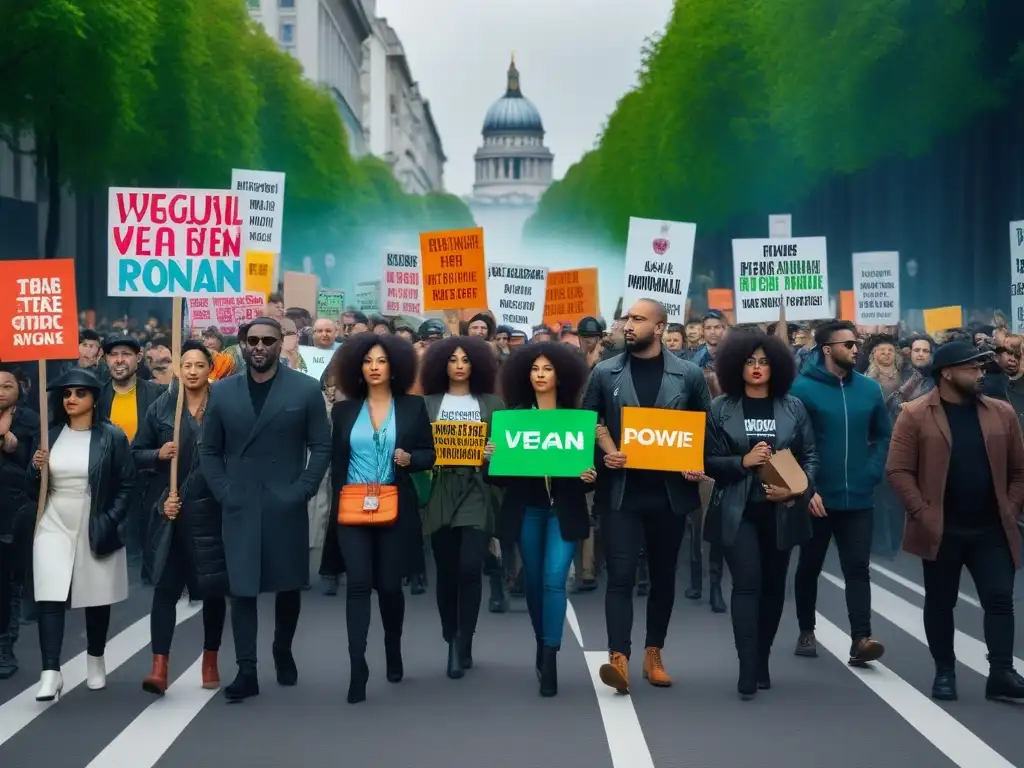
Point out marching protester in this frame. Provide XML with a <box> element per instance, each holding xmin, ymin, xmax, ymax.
<box><xmin>29</xmin><ymin>368</ymin><xmax>136</xmax><ymax>701</ymax></box>
<box><xmin>484</xmin><ymin>341</ymin><xmax>596</xmax><ymax>697</ymax></box>
<box><xmin>133</xmin><ymin>341</ymin><xmax>228</xmax><ymax>695</ymax></box>
<box><xmin>200</xmin><ymin>317</ymin><xmax>331</xmax><ymax>702</ymax></box>
<box><xmin>583</xmin><ymin>298</ymin><xmax>712</xmax><ymax>693</ymax></box>
<box><xmin>886</xmin><ymin>340</ymin><xmax>1024</xmax><ymax>702</ymax></box>
<box><xmin>327</xmin><ymin>332</ymin><xmax>435</xmax><ymax>704</ymax></box>
<box><xmin>704</xmin><ymin>330</ymin><xmax>818</xmax><ymax>699</ymax></box>
<box><xmin>419</xmin><ymin>335</ymin><xmax>503</xmax><ymax>679</ymax></box>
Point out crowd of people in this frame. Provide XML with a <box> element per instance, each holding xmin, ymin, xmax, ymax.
<box><xmin>0</xmin><ymin>294</ymin><xmax>1023</xmax><ymax>708</ymax></box>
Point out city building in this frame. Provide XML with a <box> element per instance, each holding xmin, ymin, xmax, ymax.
<box><xmin>360</xmin><ymin>10</ymin><xmax>446</xmax><ymax>194</ymax></box>
<box><xmin>466</xmin><ymin>56</ymin><xmax>555</xmax><ymax>251</ymax></box>
<box><xmin>247</xmin><ymin>0</ymin><xmax>371</xmax><ymax>156</ymax></box>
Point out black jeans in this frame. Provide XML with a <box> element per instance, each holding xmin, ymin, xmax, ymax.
<box><xmin>430</xmin><ymin>526</ymin><xmax>487</xmax><ymax>643</ymax></box>
<box><xmin>604</xmin><ymin>502</ymin><xmax>687</xmax><ymax>657</ymax></box>
<box><xmin>338</xmin><ymin>524</ymin><xmax>406</xmax><ymax>656</ymax></box>
<box><xmin>794</xmin><ymin>508</ymin><xmax>874</xmax><ymax>642</ymax></box>
<box><xmin>923</xmin><ymin>526</ymin><xmax>1015</xmax><ymax>671</ymax></box>
<box><xmin>151</xmin><ymin>588</ymin><xmax>226</xmax><ymax>656</ymax></box>
<box><xmin>723</xmin><ymin>510</ymin><xmax>791</xmax><ymax>668</ymax></box>
<box><xmin>37</xmin><ymin>601</ymin><xmax>110</xmax><ymax>670</ymax></box>
<box><xmin>0</xmin><ymin>543</ymin><xmax>10</xmax><ymax>638</ymax></box>
<box><xmin>230</xmin><ymin>590</ymin><xmax>300</xmax><ymax>672</ymax></box>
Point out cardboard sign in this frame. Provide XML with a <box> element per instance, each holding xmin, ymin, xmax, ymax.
<box><xmin>839</xmin><ymin>290</ymin><xmax>855</xmax><ymax>322</ymax></box>
<box><xmin>623</xmin><ymin>217</ymin><xmax>696</xmax><ymax>323</ymax></box>
<box><xmin>923</xmin><ymin>306</ymin><xmax>963</xmax><ymax>337</ymax></box>
<box><xmin>852</xmin><ymin>251</ymin><xmax>900</xmax><ymax>326</ymax></box>
<box><xmin>419</xmin><ymin>227</ymin><xmax>487</xmax><ymax>311</ymax></box>
<box><xmin>487</xmin><ymin>264</ymin><xmax>546</xmax><ymax>335</ymax></box>
<box><xmin>488</xmin><ymin>409</ymin><xmax>597</xmax><ymax>477</ymax></box>
<box><xmin>355</xmin><ymin>280</ymin><xmax>381</xmax><ymax>313</ymax></box>
<box><xmin>432</xmin><ymin>421</ymin><xmax>487</xmax><ymax>466</ymax></box>
<box><xmin>707</xmin><ymin>288</ymin><xmax>734</xmax><ymax>311</ymax></box>
<box><xmin>382</xmin><ymin>250</ymin><xmax>423</xmax><ymax>315</ymax></box>
<box><xmin>283</xmin><ymin>271</ymin><xmax>318</xmax><ymax>314</ymax></box>
<box><xmin>620</xmin><ymin>407</ymin><xmax>706</xmax><ymax>472</ymax></box>
<box><xmin>543</xmin><ymin>268</ymin><xmax>599</xmax><ymax>327</ymax></box>
<box><xmin>231</xmin><ymin>169</ymin><xmax>286</xmax><ymax>255</ymax></box>
<box><xmin>0</xmin><ymin>258</ymin><xmax>80</xmax><ymax>363</ymax></box>
<box><xmin>244</xmin><ymin>250</ymin><xmax>275</xmax><ymax>297</ymax></box>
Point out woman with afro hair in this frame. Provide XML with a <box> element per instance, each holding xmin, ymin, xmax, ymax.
<box><xmin>418</xmin><ymin>335</ymin><xmax>504</xmax><ymax>679</ymax></box>
<box><xmin>483</xmin><ymin>342</ymin><xmax>597</xmax><ymax>697</ymax></box>
<box><xmin>703</xmin><ymin>329</ymin><xmax>818</xmax><ymax>700</ymax></box>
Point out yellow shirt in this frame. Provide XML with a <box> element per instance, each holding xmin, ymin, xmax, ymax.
<box><xmin>110</xmin><ymin>389</ymin><xmax>138</xmax><ymax>443</ymax></box>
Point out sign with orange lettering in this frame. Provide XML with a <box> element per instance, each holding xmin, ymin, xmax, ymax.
<box><xmin>0</xmin><ymin>258</ymin><xmax>79</xmax><ymax>363</ymax></box>
<box><xmin>543</xmin><ymin>268</ymin><xmax>599</xmax><ymax>327</ymax></box>
<box><xmin>620</xmin><ymin>407</ymin><xmax>705</xmax><ymax>472</ymax></box>
<box><xmin>420</xmin><ymin>227</ymin><xmax>488</xmax><ymax>311</ymax></box>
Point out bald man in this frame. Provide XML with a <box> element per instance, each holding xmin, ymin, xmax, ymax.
<box><xmin>312</xmin><ymin>318</ymin><xmax>340</xmax><ymax>351</ymax></box>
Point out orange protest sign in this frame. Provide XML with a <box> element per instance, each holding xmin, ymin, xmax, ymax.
<box><xmin>839</xmin><ymin>290</ymin><xmax>856</xmax><ymax>321</ymax></box>
<box><xmin>543</xmin><ymin>268</ymin><xmax>599</xmax><ymax>327</ymax></box>
<box><xmin>923</xmin><ymin>306</ymin><xmax>963</xmax><ymax>337</ymax></box>
<box><xmin>420</xmin><ymin>227</ymin><xmax>487</xmax><ymax>311</ymax></box>
<box><xmin>707</xmin><ymin>288</ymin><xmax>734</xmax><ymax>311</ymax></box>
<box><xmin>0</xmin><ymin>258</ymin><xmax>79</xmax><ymax>363</ymax></box>
<box><xmin>620</xmin><ymin>407</ymin><xmax>706</xmax><ymax>472</ymax></box>
<box><xmin>244</xmin><ymin>250</ymin><xmax>275</xmax><ymax>297</ymax></box>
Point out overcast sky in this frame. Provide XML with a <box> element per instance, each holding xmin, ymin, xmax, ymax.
<box><xmin>373</xmin><ymin>0</ymin><xmax>675</xmax><ymax>198</ymax></box>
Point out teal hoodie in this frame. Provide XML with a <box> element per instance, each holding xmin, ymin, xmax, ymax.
<box><xmin>790</xmin><ymin>349</ymin><xmax>891</xmax><ymax>511</ymax></box>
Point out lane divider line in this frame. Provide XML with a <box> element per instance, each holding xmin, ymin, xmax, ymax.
<box><xmin>870</xmin><ymin>562</ymin><xmax>981</xmax><ymax>609</ymax></box>
<box><xmin>583</xmin><ymin>651</ymin><xmax>656</xmax><ymax>768</ymax></box>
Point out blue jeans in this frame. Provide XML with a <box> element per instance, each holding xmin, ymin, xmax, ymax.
<box><xmin>519</xmin><ymin>506</ymin><xmax>576</xmax><ymax>648</ymax></box>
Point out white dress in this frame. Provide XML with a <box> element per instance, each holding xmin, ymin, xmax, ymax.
<box><xmin>33</xmin><ymin>428</ymin><xmax>129</xmax><ymax>608</ymax></box>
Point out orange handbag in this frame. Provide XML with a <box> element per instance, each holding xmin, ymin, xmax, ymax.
<box><xmin>338</xmin><ymin>483</ymin><xmax>399</xmax><ymax>526</ymax></box>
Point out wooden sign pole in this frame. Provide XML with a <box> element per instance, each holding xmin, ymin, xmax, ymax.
<box><xmin>35</xmin><ymin>361</ymin><xmax>49</xmax><ymax>523</ymax></box>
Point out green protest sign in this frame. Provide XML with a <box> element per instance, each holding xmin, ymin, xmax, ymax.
<box><xmin>316</xmin><ymin>290</ymin><xmax>345</xmax><ymax>319</ymax></box>
<box><xmin>488</xmin><ymin>409</ymin><xmax>597</xmax><ymax>477</ymax></box>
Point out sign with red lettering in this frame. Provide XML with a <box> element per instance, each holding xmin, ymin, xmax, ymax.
<box><xmin>186</xmin><ymin>292</ymin><xmax>266</xmax><ymax>335</ymax></box>
<box><xmin>0</xmin><ymin>258</ymin><xmax>79</xmax><ymax>362</ymax></box>
<box><xmin>382</xmin><ymin>250</ymin><xmax>422</xmax><ymax>315</ymax></box>
<box><xmin>107</xmin><ymin>187</ymin><xmax>244</xmax><ymax>298</ymax></box>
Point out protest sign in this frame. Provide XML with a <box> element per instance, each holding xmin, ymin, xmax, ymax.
<box><xmin>107</xmin><ymin>187</ymin><xmax>243</xmax><ymax>297</ymax></box>
<box><xmin>244</xmin><ymin>251</ymin><xmax>275</xmax><ymax>297</ymax></box>
<box><xmin>923</xmin><ymin>306</ymin><xmax>963</xmax><ymax>337</ymax></box>
<box><xmin>187</xmin><ymin>293</ymin><xmax>266</xmax><ymax>335</ymax></box>
<box><xmin>731</xmin><ymin>237</ymin><xmax>830</xmax><ymax>324</ymax></box>
<box><xmin>542</xmin><ymin>268</ymin><xmax>599</xmax><ymax>327</ymax></box>
<box><xmin>419</xmin><ymin>227</ymin><xmax>487</xmax><ymax>311</ymax></box>
<box><xmin>852</xmin><ymin>252</ymin><xmax>900</xmax><ymax>326</ymax></box>
<box><xmin>0</xmin><ymin>258</ymin><xmax>79</xmax><ymax>362</ymax></box>
<box><xmin>231</xmin><ymin>169</ymin><xmax>286</xmax><ymax>255</ymax></box>
<box><xmin>302</xmin><ymin>346</ymin><xmax>333</xmax><ymax>382</ymax></box>
<box><xmin>488</xmin><ymin>409</ymin><xmax>597</xmax><ymax>477</ymax></box>
<box><xmin>620</xmin><ymin>407</ymin><xmax>705</xmax><ymax>472</ymax></box>
<box><xmin>707</xmin><ymin>288</ymin><xmax>734</xmax><ymax>311</ymax></box>
<box><xmin>487</xmin><ymin>264</ymin><xmax>546</xmax><ymax>335</ymax></box>
<box><xmin>623</xmin><ymin>217</ymin><xmax>695</xmax><ymax>322</ymax></box>
<box><xmin>383</xmin><ymin>250</ymin><xmax>423</xmax><ymax>315</ymax></box>
<box><xmin>316</xmin><ymin>290</ymin><xmax>345</xmax><ymax>319</ymax></box>
<box><xmin>769</xmin><ymin>214</ymin><xmax>792</xmax><ymax>238</ymax></box>
<box><xmin>839</xmin><ymin>291</ymin><xmax>856</xmax><ymax>322</ymax></box>
<box><xmin>432</xmin><ymin>421</ymin><xmax>487</xmax><ymax>466</ymax></box>
<box><xmin>283</xmin><ymin>271</ymin><xmax>318</xmax><ymax>314</ymax></box>
<box><xmin>1010</xmin><ymin>221</ymin><xmax>1024</xmax><ymax>333</ymax></box>
<box><xmin>355</xmin><ymin>281</ymin><xmax>381</xmax><ymax>313</ymax></box>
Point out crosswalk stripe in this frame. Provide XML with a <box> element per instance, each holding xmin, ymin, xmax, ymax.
<box><xmin>0</xmin><ymin>598</ymin><xmax>202</xmax><ymax>748</ymax></box>
<box><xmin>583</xmin><ymin>651</ymin><xmax>656</xmax><ymax>768</ymax></box>
<box><xmin>870</xmin><ymin>562</ymin><xmax>982</xmax><ymax>609</ymax></box>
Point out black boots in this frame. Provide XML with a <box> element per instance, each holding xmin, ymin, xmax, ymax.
<box><xmin>709</xmin><ymin>558</ymin><xmax>727</xmax><ymax>614</ymax></box>
<box><xmin>224</xmin><ymin>667</ymin><xmax>259</xmax><ymax>702</ymax></box>
<box><xmin>684</xmin><ymin>560</ymin><xmax>702</xmax><ymax>600</ymax></box>
<box><xmin>446</xmin><ymin>639</ymin><xmax>464</xmax><ymax>679</ymax></box>
<box><xmin>932</xmin><ymin>667</ymin><xmax>957</xmax><ymax>701</ymax></box>
<box><xmin>539</xmin><ymin>646</ymin><xmax>558</xmax><ymax>697</ymax></box>
<box><xmin>986</xmin><ymin>668</ymin><xmax>1024</xmax><ymax>702</ymax></box>
<box><xmin>535</xmin><ymin>639</ymin><xmax>543</xmax><ymax>680</ymax></box>
<box><xmin>385</xmin><ymin>634</ymin><xmax>404</xmax><ymax>683</ymax></box>
<box><xmin>348</xmin><ymin>654</ymin><xmax>369</xmax><ymax>704</ymax></box>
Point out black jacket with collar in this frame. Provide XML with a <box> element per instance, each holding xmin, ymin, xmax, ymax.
<box><xmin>0</xmin><ymin>406</ymin><xmax>40</xmax><ymax>545</ymax></box>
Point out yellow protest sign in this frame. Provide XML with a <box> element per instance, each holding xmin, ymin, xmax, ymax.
<box><xmin>244</xmin><ymin>251</ymin><xmax>275</xmax><ymax>297</ymax></box>
<box><xmin>432</xmin><ymin>421</ymin><xmax>487</xmax><ymax>466</ymax></box>
<box><xmin>922</xmin><ymin>306</ymin><xmax>963</xmax><ymax>337</ymax></box>
<box><xmin>621</xmin><ymin>407</ymin><xmax>706</xmax><ymax>472</ymax></box>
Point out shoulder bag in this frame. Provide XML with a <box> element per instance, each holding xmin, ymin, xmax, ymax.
<box><xmin>338</xmin><ymin>425</ymin><xmax>399</xmax><ymax>526</ymax></box>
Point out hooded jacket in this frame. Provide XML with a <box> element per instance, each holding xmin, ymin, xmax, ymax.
<box><xmin>790</xmin><ymin>348</ymin><xmax>891</xmax><ymax>511</ymax></box>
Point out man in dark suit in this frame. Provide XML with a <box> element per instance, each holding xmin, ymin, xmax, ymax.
<box><xmin>200</xmin><ymin>317</ymin><xmax>331</xmax><ymax>702</ymax></box>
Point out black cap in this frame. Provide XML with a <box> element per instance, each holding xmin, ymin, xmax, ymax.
<box><xmin>47</xmin><ymin>367</ymin><xmax>102</xmax><ymax>393</ymax></box>
<box><xmin>79</xmin><ymin>329</ymin><xmax>101</xmax><ymax>343</ymax></box>
<box><xmin>577</xmin><ymin>316</ymin><xmax>604</xmax><ymax>338</ymax></box>
<box><xmin>101</xmin><ymin>334</ymin><xmax>141</xmax><ymax>354</ymax></box>
<box><xmin>931</xmin><ymin>340</ymin><xmax>993</xmax><ymax>372</ymax></box>
<box><xmin>418</xmin><ymin>319</ymin><xmax>445</xmax><ymax>338</ymax></box>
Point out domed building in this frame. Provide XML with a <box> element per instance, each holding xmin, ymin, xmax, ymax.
<box><xmin>466</xmin><ymin>56</ymin><xmax>554</xmax><ymax>252</ymax></box>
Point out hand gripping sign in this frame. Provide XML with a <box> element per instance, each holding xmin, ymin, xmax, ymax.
<box><xmin>620</xmin><ymin>407</ymin><xmax>706</xmax><ymax>473</ymax></box>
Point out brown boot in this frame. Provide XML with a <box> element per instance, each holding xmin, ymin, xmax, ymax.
<box><xmin>642</xmin><ymin>646</ymin><xmax>672</xmax><ymax>687</ymax></box>
<box><xmin>142</xmin><ymin>655</ymin><xmax>169</xmax><ymax>696</ymax></box>
<box><xmin>201</xmin><ymin>649</ymin><xmax>220</xmax><ymax>689</ymax></box>
<box><xmin>598</xmin><ymin>651</ymin><xmax>630</xmax><ymax>694</ymax></box>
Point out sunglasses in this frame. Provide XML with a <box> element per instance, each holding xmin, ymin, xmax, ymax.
<box><xmin>246</xmin><ymin>335</ymin><xmax>280</xmax><ymax>347</ymax></box>
<box><xmin>62</xmin><ymin>388</ymin><xmax>92</xmax><ymax>399</ymax></box>
<box><xmin>827</xmin><ymin>340</ymin><xmax>859</xmax><ymax>350</ymax></box>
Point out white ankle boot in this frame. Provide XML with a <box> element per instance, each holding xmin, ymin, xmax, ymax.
<box><xmin>35</xmin><ymin>670</ymin><xmax>63</xmax><ymax>702</ymax></box>
<box><xmin>86</xmin><ymin>655</ymin><xmax>106</xmax><ymax>690</ymax></box>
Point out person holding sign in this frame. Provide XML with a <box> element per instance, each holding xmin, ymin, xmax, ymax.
<box><xmin>29</xmin><ymin>368</ymin><xmax>136</xmax><ymax>702</ymax></box>
<box><xmin>483</xmin><ymin>342</ymin><xmax>596</xmax><ymax>697</ymax></box>
<box><xmin>703</xmin><ymin>330</ymin><xmax>818</xmax><ymax>700</ymax></box>
<box><xmin>419</xmin><ymin>335</ymin><xmax>503</xmax><ymax>680</ymax></box>
<box><xmin>327</xmin><ymin>333</ymin><xmax>435</xmax><ymax>704</ymax></box>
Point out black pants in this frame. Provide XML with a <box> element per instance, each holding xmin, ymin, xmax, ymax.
<box><xmin>794</xmin><ymin>508</ymin><xmax>873</xmax><ymax>642</ymax></box>
<box><xmin>604</xmin><ymin>503</ymin><xmax>687</xmax><ymax>657</ymax></box>
<box><xmin>923</xmin><ymin>526</ymin><xmax>1015</xmax><ymax>671</ymax></box>
<box><xmin>151</xmin><ymin>588</ymin><xmax>226</xmax><ymax>656</ymax></box>
<box><xmin>37</xmin><ymin>601</ymin><xmax>110</xmax><ymax>670</ymax></box>
<box><xmin>723</xmin><ymin>511</ymin><xmax>791</xmax><ymax>667</ymax></box>
<box><xmin>338</xmin><ymin>524</ymin><xmax>405</xmax><ymax>656</ymax></box>
<box><xmin>0</xmin><ymin>543</ymin><xmax>10</xmax><ymax>638</ymax></box>
<box><xmin>230</xmin><ymin>590</ymin><xmax>300</xmax><ymax>672</ymax></box>
<box><xmin>431</xmin><ymin>526</ymin><xmax>487</xmax><ymax>643</ymax></box>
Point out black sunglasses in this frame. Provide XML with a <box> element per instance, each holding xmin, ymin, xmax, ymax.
<box><xmin>246</xmin><ymin>335</ymin><xmax>280</xmax><ymax>348</ymax></box>
<box><xmin>62</xmin><ymin>388</ymin><xmax>92</xmax><ymax>399</ymax></box>
<box><xmin>827</xmin><ymin>340</ymin><xmax>859</xmax><ymax>350</ymax></box>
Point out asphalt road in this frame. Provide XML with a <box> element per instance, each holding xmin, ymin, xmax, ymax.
<box><xmin>0</xmin><ymin>547</ymin><xmax>1021</xmax><ymax>768</ymax></box>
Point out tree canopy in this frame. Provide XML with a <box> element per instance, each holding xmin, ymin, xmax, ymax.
<box><xmin>0</xmin><ymin>0</ymin><xmax>472</xmax><ymax>262</ymax></box>
<box><xmin>526</xmin><ymin>0</ymin><xmax>1018</xmax><ymax>249</ymax></box>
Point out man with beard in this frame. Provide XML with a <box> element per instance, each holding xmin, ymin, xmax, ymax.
<box><xmin>200</xmin><ymin>317</ymin><xmax>331</xmax><ymax>702</ymax></box>
<box><xmin>789</xmin><ymin>320</ymin><xmax>890</xmax><ymax>665</ymax></box>
<box><xmin>583</xmin><ymin>299</ymin><xmax>711</xmax><ymax>693</ymax></box>
<box><xmin>887</xmin><ymin>341</ymin><xmax>1024</xmax><ymax>702</ymax></box>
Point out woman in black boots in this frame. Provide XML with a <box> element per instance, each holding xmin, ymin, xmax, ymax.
<box><xmin>704</xmin><ymin>330</ymin><xmax>818</xmax><ymax>699</ymax></box>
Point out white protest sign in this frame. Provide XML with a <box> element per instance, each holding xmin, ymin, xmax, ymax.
<box><xmin>732</xmin><ymin>237</ymin><xmax>829</xmax><ymax>324</ymax></box>
<box><xmin>382</xmin><ymin>250</ymin><xmax>423</xmax><ymax>315</ymax></box>
<box><xmin>302</xmin><ymin>346</ymin><xmax>333</xmax><ymax>382</ymax></box>
<box><xmin>768</xmin><ymin>214</ymin><xmax>792</xmax><ymax>238</ymax></box>
<box><xmin>231</xmin><ymin>169</ymin><xmax>286</xmax><ymax>254</ymax></box>
<box><xmin>1010</xmin><ymin>221</ymin><xmax>1024</xmax><ymax>334</ymax></box>
<box><xmin>486</xmin><ymin>264</ymin><xmax>547</xmax><ymax>334</ymax></box>
<box><xmin>623</xmin><ymin>217</ymin><xmax>695</xmax><ymax>322</ymax></box>
<box><xmin>852</xmin><ymin>251</ymin><xmax>900</xmax><ymax>326</ymax></box>
<box><xmin>356</xmin><ymin>280</ymin><xmax>381</xmax><ymax>313</ymax></box>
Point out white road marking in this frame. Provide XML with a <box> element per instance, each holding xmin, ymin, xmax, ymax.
<box><xmin>584</xmin><ymin>651</ymin><xmax>656</xmax><ymax>768</ymax></box>
<box><xmin>86</xmin><ymin>654</ymin><xmax>217</xmax><ymax>768</ymax></box>
<box><xmin>814</xmin><ymin>612</ymin><xmax>1014</xmax><ymax>768</ymax></box>
<box><xmin>566</xmin><ymin>598</ymin><xmax>584</xmax><ymax>648</ymax></box>
<box><xmin>870</xmin><ymin>561</ymin><xmax>981</xmax><ymax>609</ymax></box>
<box><xmin>0</xmin><ymin>598</ymin><xmax>202</xmax><ymax>748</ymax></box>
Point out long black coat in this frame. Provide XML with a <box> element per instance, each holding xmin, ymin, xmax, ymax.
<box><xmin>0</xmin><ymin>406</ymin><xmax>40</xmax><ymax>567</ymax></box>
<box><xmin>200</xmin><ymin>366</ymin><xmax>331</xmax><ymax>596</ymax></box>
